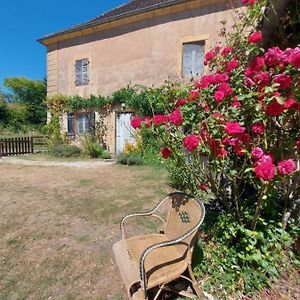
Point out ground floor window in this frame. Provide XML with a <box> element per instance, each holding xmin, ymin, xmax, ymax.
<box><xmin>67</xmin><ymin>111</ymin><xmax>95</xmax><ymax>137</ymax></box>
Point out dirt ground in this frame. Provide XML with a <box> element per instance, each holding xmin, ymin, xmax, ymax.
<box><xmin>0</xmin><ymin>161</ymin><xmax>171</xmax><ymax>300</ymax></box>
<box><xmin>0</xmin><ymin>158</ymin><xmax>299</xmax><ymax>300</ymax></box>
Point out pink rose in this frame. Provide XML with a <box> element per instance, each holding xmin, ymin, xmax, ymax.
<box><xmin>289</xmin><ymin>48</ymin><xmax>300</xmax><ymax>68</ymax></box>
<box><xmin>248</xmin><ymin>31</ymin><xmax>262</xmax><ymax>44</ymax></box>
<box><xmin>273</xmin><ymin>74</ymin><xmax>292</xmax><ymax>89</ymax></box>
<box><xmin>266</xmin><ymin>100</ymin><xmax>285</xmax><ymax>116</ymax></box>
<box><xmin>176</xmin><ymin>99</ymin><xmax>188</xmax><ymax>106</ymax></box>
<box><xmin>255</xmin><ymin>161</ymin><xmax>275</xmax><ymax>181</ymax></box>
<box><xmin>218</xmin><ymin>82</ymin><xmax>233</xmax><ymax>97</ymax></box>
<box><xmin>242</xmin><ymin>0</ymin><xmax>256</xmax><ymax>5</ymax></box>
<box><xmin>205</xmin><ymin>51</ymin><xmax>217</xmax><ymax>64</ymax></box>
<box><xmin>226</xmin><ymin>59</ymin><xmax>239</xmax><ymax>72</ymax></box>
<box><xmin>251</xmin><ymin>122</ymin><xmax>265</xmax><ymax>134</ymax></box>
<box><xmin>200</xmin><ymin>184</ymin><xmax>207</xmax><ymax>191</ymax></box>
<box><xmin>190</xmin><ymin>89</ymin><xmax>200</xmax><ymax>99</ymax></box>
<box><xmin>253</xmin><ymin>71</ymin><xmax>271</xmax><ymax>87</ymax></box>
<box><xmin>284</xmin><ymin>98</ymin><xmax>299</xmax><ymax>110</ymax></box>
<box><xmin>231</xmin><ymin>101</ymin><xmax>241</xmax><ymax>109</ymax></box>
<box><xmin>161</xmin><ymin>147</ymin><xmax>172</xmax><ymax>159</ymax></box>
<box><xmin>169</xmin><ymin>108</ymin><xmax>182</xmax><ymax>126</ymax></box>
<box><xmin>264</xmin><ymin>47</ymin><xmax>283</xmax><ymax>66</ymax></box>
<box><xmin>131</xmin><ymin>116</ymin><xmax>142</xmax><ymax>129</ymax></box>
<box><xmin>225</xmin><ymin>122</ymin><xmax>246</xmax><ymax>136</ymax></box>
<box><xmin>277</xmin><ymin>159</ymin><xmax>296</xmax><ymax>175</ymax></box>
<box><xmin>153</xmin><ymin>115</ymin><xmax>168</xmax><ymax>126</ymax></box>
<box><xmin>214</xmin><ymin>90</ymin><xmax>225</xmax><ymax>102</ymax></box>
<box><xmin>183</xmin><ymin>135</ymin><xmax>199</xmax><ymax>152</ymax></box>
<box><xmin>251</xmin><ymin>147</ymin><xmax>264</xmax><ymax>160</ymax></box>
<box><xmin>221</xmin><ymin>47</ymin><xmax>233</xmax><ymax>56</ymax></box>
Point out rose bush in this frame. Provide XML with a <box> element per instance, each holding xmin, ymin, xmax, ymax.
<box><xmin>131</xmin><ymin>0</ymin><xmax>300</xmax><ymax>296</ymax></box>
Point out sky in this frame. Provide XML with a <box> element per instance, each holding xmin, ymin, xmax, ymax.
<box><xmin>0</xmin><ymin>0</ymin><xmax>128</xmax><ymax>91</ymax></box>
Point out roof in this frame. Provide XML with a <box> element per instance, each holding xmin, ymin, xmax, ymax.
<box><xmin>38</xmin><ymin>0</ymin><xmax>187</xmax><ymax>44</ymax></box>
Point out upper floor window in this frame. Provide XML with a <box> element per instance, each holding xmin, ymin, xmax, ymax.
<box><xmin>182</xmin><ymin>41</ymin><xmax>205</xmax><ymax>77</ymax></box>
<box><xmin>75</xmin><ymin>58</ymin><xmax>89</xmax><ymax>86</ymax></box>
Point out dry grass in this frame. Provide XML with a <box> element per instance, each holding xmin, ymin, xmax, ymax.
<box><xmin>0</xmin><ymin>162</ymin><xmax>171</xmax><ymax>299</ymax></box>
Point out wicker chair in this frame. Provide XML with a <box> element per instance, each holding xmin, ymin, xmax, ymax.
<box><xmin>112</xmin><ymin>192</ymin><xmax>206</xmax><ymax>300</ymax></box>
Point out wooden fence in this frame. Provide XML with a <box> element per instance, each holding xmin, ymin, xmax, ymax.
<box><xmin>0</xmin><ymin>136</ymin><xmax>46</xmax><ymax>157</ymax></box>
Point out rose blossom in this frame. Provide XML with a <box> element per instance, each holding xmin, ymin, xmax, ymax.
<box><xmin>131</xmin><ymin>116</ymin><xmax>142</xmax><ymax>129</ymax></box>
<box><xmin>264</xmin><ymin>47</ymin><xmax>283</xmax><ymax>66</ymax></box>
<box><xmin>273</xmin><ymin>74</ymin><xmax>292</xmax><ymax>89</ymax></box>
<box><xmin>225</xmin><ymin>122</ymin><xmax>246</xmax><ymax>136</ymax></box>
<box><xmin>231</xmin><ymin>101</ymin><xmax>241</xmax><ymax>108</ymax></box>
<box><xmin>251</xmin><ymin>147</ymin><xmax>264</xmax><ymax>160</ymax></box>
<box><xmin>153</xmin><ymin>115</ymin><xmax>168</xmax><ymax>126</ymax></box>
<box><xmin>296</xmin><ymin>139</ymin><xmax>300</xmax><ymax>150</ymax></box>
<box><xmin>266</xmin><ymin>100</ymin><xmax>285</xmax><ymax>116</ymax></box>
<box><xmin>190</xmin><ymin>89</ymin><xmax>200</xmax><ymax>99</ymax></box>
<box><xmin>205</xmin><ymin>51</ymin><xmax>217</xmax><ymax>64</ymax></box>
<box><xmin>254</xmin><ymin>160</ymin><xmax>276</xmax><ymax>181</ymax></box>
<box><xmin>289</xmin><ymin>48</ymin><xmax>300</xmax><ymax>68</ymax></box>
<box><xmin>221</xmin><ymin>47</ymin><xmax>233</xmax><ymax>56</ymax></box>
<box><xmin>176</xmin><ymin>99</ymin><xmax>188</xmax><ymax>106</ymax></box>
<box><xmin>251</xmin><ymin>122</ymin><xmax>265</xmax><ymax>134</ymax></box>
<box><xmin>277</xmin><ymin>159</ymin><xmax>297</xmax><ymax>175</ymax></box>
<box><xmin>161</xmin><ymin>147</ymin><xmax>172</xmax><ymax>159</ymax></box>
<box><xmin>226</xmin><ymin>59</ymin><xmax>239</xmax><ymax>72</ymax></box>
<box><xmin>183</xmin><ymin>135</ymin><xmax>199</xmax><ymax>152</ymax></box>
<box><xmin>200</xmin><ymin>184</ymin><xmax>207</xmax><ymax>191</ymax></box>
<box><xmin>218</xmin><ymin>82</ymin><xmax>233</xmax><ymax>96</ymax></box>
<box><xmin>214</xmin><ymin>91</ymin><xmax>225</xmax><ymax>102</ymax></box>
<box><xmin>248</xmin><ymin>31</ymin><xmax>262</xmax><ymax>44</ymax></box>
<box><xmin>253</xmin><ymin>71</ymin><xmax>271</xmax><ymax>87</ymax></box>
<box><xmin>169</xmin><ymin>108</ymin><xmax>182</xmax><ymax>126</ymax></box>
<box><xmin>284</xmin><ymin>98</ymin><xmax>299</xmax><ymax>110</ymax></box>
<box><xmin>242</xmin><ymin>0</ymin><xmax>256</xmax><ymax>5</ymax></box>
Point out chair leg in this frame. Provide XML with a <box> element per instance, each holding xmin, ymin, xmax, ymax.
<box><xmin>188</xmin><ymin>264</ymin><xmax>206</xmax><ymax>300</ymax></box>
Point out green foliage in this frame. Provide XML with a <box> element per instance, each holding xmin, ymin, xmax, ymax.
<box><xmin>81</xmin><ymin>135</ymin><xmax>103</xmax><ymax>158</ymax></box>
<box><xmin>46</xmin><ymin>116</ymin><xmax>64</xmax><ymax>147</ymax></box>
<box><xmin>100</xmin><ymin>150</ymin><xmax>112</xmax><ymax>159</ymax></box>
<box><xmin>50</xmin><ymin>144</ymin><xmax>81</xmax><ymax>157</ymax></box>
<box><xmin>0</xmin><ymin>98</ymin><xmax>9</xmax><ymax>124</ymax></box>
<box><xmin>117</xmin><ymin>152</ymin><xmax>144</xmax><ymax>165</ymax></box>
<box><xmin>194</xmin><ymin>214</ymin><xmax>300</xmax><ymax>298</ymax></box>
<box><xmin>4</xmin><ymin>77</ymin><xmax>47</xmax><ymax>125</ymax></box>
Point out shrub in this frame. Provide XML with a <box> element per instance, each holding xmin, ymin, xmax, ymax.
<box><xmin>117</xmin><ymin>152</ymin><xmax>143</xmax><ymax>165</ymax></box>
<box><xmin>100</xmin><ymin>150</ymin><xmax>112</xmax><ymax>159</ymax></box>
<box><xmin>50</xmin><ymin>144</ymin><xmax>81</xmax><ymax>157</ymax></box>
<box><xmin>81</xmin><ymin>135</ymin><xmax>103</xmax><ymax>158</ymax></box>
<box><xmin>130</xmin><ymin>0</ymin><xmax>300</xmax><ymax>296</ymax></box>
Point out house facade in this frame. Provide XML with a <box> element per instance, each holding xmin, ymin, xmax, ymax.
<box><xmin>39</xmin><ymin>0</ymin><xmax>241</xmax><ymax>154</ymax></box>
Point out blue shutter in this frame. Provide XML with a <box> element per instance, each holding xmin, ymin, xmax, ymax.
<box><xmin>182</xmin><ymin>42</ymin><xmax>205</xmax><ymax>77</ymax></box>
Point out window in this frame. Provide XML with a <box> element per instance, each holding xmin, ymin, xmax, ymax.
<box><xmin>75</xmin><ymin>58</ymin><xmax>89</xmax><ymax>86</ymax></box>
<box><xmin>67</xmin><ymin>113</ymin><xmax>75</xmax><ymax>136</ymax></box>
<box><xmin>182</xmin><ymin>41</ymin><xmax>205</xmax><ymax>77</ymax></box>
<box><xmin>67</xmin><ymin>112</ymin><xmax>95</xmax><ymax>136</ymax></box>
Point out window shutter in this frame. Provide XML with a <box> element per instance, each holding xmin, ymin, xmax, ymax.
<box><xmin>67</xmin><ymin>113</ymin><xmax>75</xmax><ymax>135</ymax></box>
<box><xmin>182</xmin><ymin>41</ymin><xmax>205</xmax><ymax>77</ymax></box>
<box><xmin>75</xmin><ymin>60</ymin><xmax>82</xmax><ymax>85</ymax></box>
<box><xmin>82</xmin><ymin>59</ymin><xmax>89</xmax><ymax>84</ymax></box>
<box><xmin>75</xmin><ymin>58</ymin><xmax>89</xmax><ymax>86</ymax></box>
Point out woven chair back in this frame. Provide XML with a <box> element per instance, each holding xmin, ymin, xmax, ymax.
<box><xmin>164</xmin><ymin>193</ymin><xmax>204</xmax><ymax>244</ymax></box>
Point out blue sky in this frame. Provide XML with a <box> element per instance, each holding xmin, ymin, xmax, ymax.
<box><xmin>0</xmin><ymin>0</ymin><xmax>128</xmax><ymax>90</ymax></box>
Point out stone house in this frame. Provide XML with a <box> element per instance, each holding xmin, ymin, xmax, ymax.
<box><xmin>38</xmin><ymin>0</ymin><xmax>241</xmax><ymax>154</ymax></box>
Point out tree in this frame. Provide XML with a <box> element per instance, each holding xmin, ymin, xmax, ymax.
<box><xmin>4</xmin><ymin>77</ymin><xmax>47</xmax><ymax>125</ymax></box>
<box><xmin>0</xmin><ymin>89</ymin><xmax>10</xmax><ymax>125</ymax></box>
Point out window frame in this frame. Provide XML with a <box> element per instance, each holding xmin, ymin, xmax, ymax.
<box><xmin>67</xmin><ymin>111</ymin><xmax>95</xmax><ymax>137</ymax></box>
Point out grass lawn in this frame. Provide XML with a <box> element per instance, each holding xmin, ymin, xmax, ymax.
<box><xmin>0</xmin><ymin>162</ymin><xmax>171</xmax><ymax>299</ymax></box>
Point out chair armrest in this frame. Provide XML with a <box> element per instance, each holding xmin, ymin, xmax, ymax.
<box><xmin>120</xmin><ymin>196</ymin><xmax>169</xmax><ymax>239</ymax></box>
